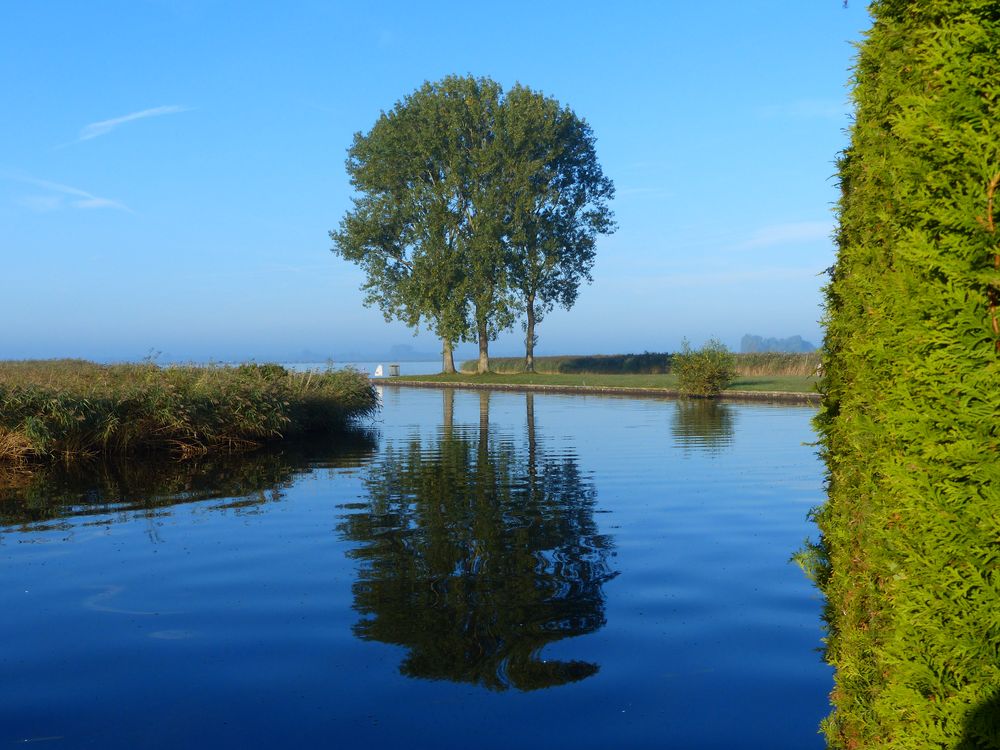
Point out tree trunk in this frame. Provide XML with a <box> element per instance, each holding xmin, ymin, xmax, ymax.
<box><xmin>477</xmin><ymin>318</ymin><xmax>490</xmax><ymax>374</ymax></box>
<box><xmin>442</xmin><ymin>388</ymin><xmax>454</xmax><ymax>440</ymax></box>
<box><xmin>478</xmin><ymin>390</ymin><xmax>490</xmax><ymax>443</ymax></box>
<box><xmin>525</xmin><ymin>392</ymin><xmax>536</xmax><ymax>478</ymax></box>
<box><xmin>526</xmin><ymin>393</ymin><xmax>539</xmax><ymax>503</ymax></box>
<box><xmin>524</xmin><ymin>296</ymin><xmax>536</xmax><ymax>373</ymax></box>
<box><xmin>441</xmin><ymin>339</ymin><xmax>456</xmax><ymax>374</ymax></box>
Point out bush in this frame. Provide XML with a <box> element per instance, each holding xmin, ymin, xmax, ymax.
<box><xmin>671</xmin><ymin>339</ymin><xmax>735</xmax><ymax>397</ymax></box>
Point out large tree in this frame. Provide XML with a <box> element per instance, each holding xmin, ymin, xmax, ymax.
<box><xmin>331</xmin><ymin>76</ymin><xmax>515</xmax><ymax>373</ymax></box>
<box><xmin>332</xmin><ymin>76</ymin><xmax>613</xmax><ymax>374</ymax></box>
<box><xmin>500</xmin><ymin>85</ymin><xmax>615</xmax><ymax>371</ymax></box>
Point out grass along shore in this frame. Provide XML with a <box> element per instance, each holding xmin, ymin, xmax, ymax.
<box><xmin>393</xmin><ymin>351</ymin><xmax>821</xmax><ymax>398</ymax></box>
<box><xmin>460</xmin><ymin>351</ymin><xmax>821</xmax><ymax>377</ymax></box>
<box><xmin>390</xmin><ymin>371</ymin><xmax>818</xmax><ymax>396</ymax></box>
<box><xmin>0</xmin><ymin>360</ymin><xmax>379</xmax><ymax>464</ymax></box>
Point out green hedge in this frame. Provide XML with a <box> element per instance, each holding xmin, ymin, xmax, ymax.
<box><xmin>814</xmin><ymin>2</ymin><xmax>1000</xmax><ymax>748</ymax></box>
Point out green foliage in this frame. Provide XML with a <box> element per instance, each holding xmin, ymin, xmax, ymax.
<box><xmin>0</xmin><ymin>360</ymin><xmax>379</xmax><ymax>463</ymax></box>
<box><xmin>499</xmin><ymin>85</ymin><xmax>615</xmax><ymax>368</ymax></box>
<box><xmin>814</xmin><ymin>2</ymin><xmax>1000</xmax><ymax>747</ymax></box>
<box><xmin>671</xmin><ymin>339</ymin><xmax>736</xmax><ymax>397</ymax></box>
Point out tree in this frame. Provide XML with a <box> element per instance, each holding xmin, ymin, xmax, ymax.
<box><xmin>331</xmin><ymin>76</ymin><xmax>516</xmax><ymax>374</ymax></box>
<box><xmin>331</xmin><ymin>76</ymin><xmax>613</xmax><ymax>375</ymax></box>
<box><xmin>501</xmin><ymin>85</ymin><xmax>616</xmax><ymax>371</ymax></box>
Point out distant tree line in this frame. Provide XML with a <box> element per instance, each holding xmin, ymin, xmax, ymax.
<box><xmin>330</xmin><ymin>75</ymin><xmax>615</xmax><ymax>373</ymax></box>
<box><xmin>740</xmin><ymin>334</ymin><xmax>816</xmax><ymax>353</ymax></box>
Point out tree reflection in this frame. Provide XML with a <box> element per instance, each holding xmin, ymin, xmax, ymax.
<box><xmin>340</xmin><ymin>392</ymin><xmax>615</xmax><ymax>691</ymax></box>
<box><xmin>670</xmin><ymin>399</ymin><xmax>736</xmax><ymax>452</ymax></box>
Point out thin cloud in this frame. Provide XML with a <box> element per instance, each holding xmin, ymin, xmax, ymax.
<box><xmin>16</xmin><ymin>195</ymin><xmax>62</xmax><ymax>213</ymax></box>
<box><xmin>736</xmin><ymin>221</ymin><xmax>833</xmax><ymax>250</ymax></box>
<box><xmin>5</xmin><ymin>174</ymin><xmax>132</xmax><ymax>212</ymax></box>
<box><xmin>78</xmin><ymin>105</ymin><xmax>189</xmax><ymax>142</ymax></box>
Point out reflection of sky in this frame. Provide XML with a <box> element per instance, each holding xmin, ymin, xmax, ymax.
<box><xmin>1</xmin><ymin>3</ymin><xmax>871</xmax><ymax>361</ymax></box>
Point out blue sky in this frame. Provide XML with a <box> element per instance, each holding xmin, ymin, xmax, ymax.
<box><xmin>1</xmin><ymin>1</ymin><xmax>871</xmax><ymax>362</ymax></box>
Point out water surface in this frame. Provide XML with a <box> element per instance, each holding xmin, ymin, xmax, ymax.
<box><xmin>0</xmin><ymin>388</ymin><xmax>829</xmax><ymax>748</ymax></box>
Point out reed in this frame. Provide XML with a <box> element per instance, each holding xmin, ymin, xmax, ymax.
<box><xmin>462</xmin><ymin>351</ymin><xmax>819</xmax><ymax>377</ymax></box>
<box><xmin>462</xmin><ymin>353</ymin><xmax>671</xmax><ymax>374</ymax></box>
<box><xmin>732</xmin><ymin>352</ymin><xmax>821</xmax><ymax>377</ymax></box>
<box><xmin>0</xmin><ymin>360</ymin><xmax>379</xmax><ymax>463</ymax></box>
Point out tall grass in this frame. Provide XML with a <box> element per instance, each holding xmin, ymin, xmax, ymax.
<box><xmin>0</xmin><ymin>360</ymin><xmax>379</xmax><ymax>463</ymax></box>
<box><xmin>733</xmin><ymin>352</ymin><xmax>820</xmax><ymax>377</ymax></box>
<box><xmin>462</xmin><ymin>351</ymin><xmax>819</xmax><ymax>377</ymax></box>
<box><xmin>462</xmin><ymin>353</ymin><xmax>671</xmax><ymax>374</ymax></box>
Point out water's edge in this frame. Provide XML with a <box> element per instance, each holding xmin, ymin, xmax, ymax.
<box><xmin>373</xmin><ymin>378</ymin><xmax>821</xmax><ymax>404</ymax></box>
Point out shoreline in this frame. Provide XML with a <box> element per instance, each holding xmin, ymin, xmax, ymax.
<box><xmin>372</xmin><ymin>378</ymin><xmax>821</xmax><ymax>405</ymax></box>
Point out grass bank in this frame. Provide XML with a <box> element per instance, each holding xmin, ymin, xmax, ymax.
<box><xmin>0</xmin><ymin>360</ymin><xmax>379</xmax><ymax>464</ymax></box>
<box><xmin>392</xmin><ymin>371</ymin><xmax>818</xmax><ymax>395</ymax></box>
<box><xmin>463</xmin><ymin>351</ymin><xmax>820</xmax><ymax>377</ymax></box>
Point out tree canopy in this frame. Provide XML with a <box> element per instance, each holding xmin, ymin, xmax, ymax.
<box><xmin>330</xmin><ymin>75</ymin><xmax>614</xmax><ymax>373</ymax></box>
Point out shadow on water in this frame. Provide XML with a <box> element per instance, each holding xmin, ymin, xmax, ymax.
<box><xmin>0</xmin><ymin>428</ymin><xmax>379</xmax><ymax>531</ymax></box>
<box><xmin>339</xmin><ymin>390</ymin><xmax>617</xmax><ymax>691</ymax></box>
<box><xmin>670</xmin><ymin>398</ymin><xmax>736</xmax><ymax>453</ymax></box>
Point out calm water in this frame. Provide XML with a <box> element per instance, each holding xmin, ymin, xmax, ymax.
<box><xmin>0</xmin><ymin>388</ymin><xmax>830</xmax><ymax>749</ymax></box>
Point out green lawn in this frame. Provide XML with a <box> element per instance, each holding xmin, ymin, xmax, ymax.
<box><xmin>393</xmin><ymin>372</ymin><xmax>818</xmax><ymax>394</ymax></box>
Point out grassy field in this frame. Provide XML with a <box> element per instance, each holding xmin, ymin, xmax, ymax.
<box><xmin>462</xmin><ymin>351</ymin><xmax>821</xmax><ymax>377</ymax></box>
<box><xmin>395</xmin><ymin>371</ymin><xmax>818</xmax><ymax>394</ymax></box>
<box><xmin>0</xmin><ymin>360</ymin><xmax>379</xmax><ymax>464</ymax></box>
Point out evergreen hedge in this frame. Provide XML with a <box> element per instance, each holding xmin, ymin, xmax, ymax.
<box><xmin>815</xmin><ymin>2</ymin><xmax>1000</xmax><ymax>747</ymax></box>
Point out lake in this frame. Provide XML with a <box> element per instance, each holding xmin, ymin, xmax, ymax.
<box><xmin>0</xmin><ymin>387</ymin><xmax>830</xmax><ymax>749</ymax></box>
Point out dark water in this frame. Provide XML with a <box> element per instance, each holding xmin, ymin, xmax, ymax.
<box><xmin>0</xmin><ymin>388</ymin><xmax>830</xmax><ymax>749</ymax></box>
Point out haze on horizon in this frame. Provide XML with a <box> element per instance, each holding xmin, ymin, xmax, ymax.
<box><xmin>1</xmin><ymin>2</ymin><xmax>871</xmax><ymax>363</ymax></box>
